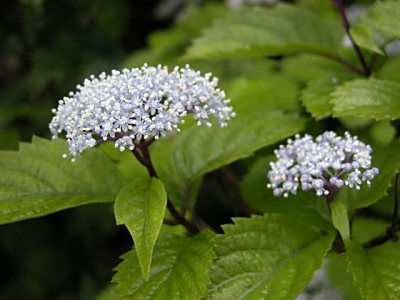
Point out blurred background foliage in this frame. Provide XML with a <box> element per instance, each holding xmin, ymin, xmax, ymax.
<box><xmin>0</xmin><ymin>0</ymin><xmax>395</xmax><ymax>299</ymax></box>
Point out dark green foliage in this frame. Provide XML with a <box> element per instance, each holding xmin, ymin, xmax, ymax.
<box><xmin>2</xmin><ymin>1</ymin><xmax>400</xmax><ymax>299</ymax></box>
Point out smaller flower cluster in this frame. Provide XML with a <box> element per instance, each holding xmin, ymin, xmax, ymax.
<box><xmin>267</xmin><ymin>131</ymin><xmax>379</xmax><ymax>198</ymax></box>
<box><xmin>49</xmin><ymin>64</ymin><xmax>235</xmax><ymax>158</ymax></box>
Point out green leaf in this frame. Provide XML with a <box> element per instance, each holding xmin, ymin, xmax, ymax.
<box><xmin>331</xmin><ymin>78</ymin><xmax>400</xmax><ymax>120</ymax></box>
<box><xmin>114</xmin><ymin>177</ymin><xmax>167</xmax><ymax>280</ymax></box>
<box><xmin>330</xmin><ymin>200</ymin><xmax>350</xmax><ymax>242</ymax></box>
<box><xmin>186</xmin><ymin>4</ymin><xmax>342</xmax><ymax>59</ymax></box>
<box><xmin>377</xmin><ymin>55</ymin><xmax>400</xmax><ymax>83</ymax></box>
<box><xmin>226</xmin><ymin>75</ymin><xmax>300</xmax><ymax>112</ymax></box>
<box><xmin>169</xmin><ymin>110</ymin><xmax>306</xmax><ymax>197</ymax></box>
<box><xmin>112</xmin><ymin>230</ymin><xmax>215</xmax><ymax>299</ymax></box>
<box><xmin>0</xmin><ymin>136</ymin><xmax>123</xmax><ymax>225</ymax></box>
<box><xmin>281</xmin><ymin>53</ymin><xmax>355</xmax><ymax>84</ymax></box>
<box><xmin>336</xmin><ymin>140</ymin><xmax>400</xmax><ymax>210</ymax></box>
<box><xmin>350</xmin><ymin>25</ymin><xmax>385</xmax><ymax>55</ymax></box>
<box><xmin>209</xmin><ymin>214</ymin><xmax>335</xmax><ymax>299</ymax></box>
<box><xmin>351</xmin><ymin>217</ymin><xmax>389</xmax><ymax>245</ymax></box>
<box><xmin>350</xmin><ymin>1</ymin><xmax>400</xmax><ymax>54</ymax></box>
<box><xmin>346</xmin><ymin>240</ymin><xmax>400</xmax><ymax>300</ymax></box>
<box><xmin>301</xmin><ymin>76</ymin><xmax>352</xmax><ymax>120</ymax></box>
<box><xmin>326</xmin><ymin>252</ymin><xmax>363</xmax><ymax>300</ymax></box>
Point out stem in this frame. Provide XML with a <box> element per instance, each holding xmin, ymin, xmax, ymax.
<box><xmin>132</xmin><ymin>139</ymin><xmax>199</xmax><ymax>234</ymax></box>
<box><xmin>331</xmin><ymin>0</ymin><xmax>370</xmax><ymax>77</ymax></box>
<box><xmin>363</xmin><ymin>174</ymin><xmax>400</xmax><ymax>248</ymax></box>
<box><xmin>313</xmin><ymin>51</ymin><xmax>365</xmax><ymax>76</ymax></box>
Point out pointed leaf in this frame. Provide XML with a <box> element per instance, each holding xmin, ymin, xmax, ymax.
<box><xmin>330</xmin><ymin>200</ymin><xmax>350</xmax><ymax>242</ymax></box>
<box><xmin>114</xmin><ymin>177</ymin><xmax>167</xmax><ymax>280</ymax></box>
<box><xmin>331</xmin><ymin>78</ymin><xmax>400</xmax><ymax>120</ymax></box>
<box><xmin>350</xmin><ymin>1</ymin><xmax>400</xmax><ymax>54</ymax></box>
<box><xmin>346</xmin><ymin>240</ymin><xmax>400</xmax><ymax>299</ymax></box>
<box><xmin>0</xmin><ymin>136</ymin><xmax>123</xmax><ymax>224</ymax></box>
<box><xmin>112</xmin><ymin>230</ymin><xmax>215</xmax><ymax>299</ymax></box>
<box><xmin>209</xmin><ymin>214</ymin><xmax>335</xmax><ymax>299</ymax></box>
<box><xmin>186</xmin><ymin>4</ymin><xmax>342</xmax><ymax>59</ymax></box>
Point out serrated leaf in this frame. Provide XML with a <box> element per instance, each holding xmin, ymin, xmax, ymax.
<box><xmin>114</xmin><ymin>177</ymin><xmax>167</xmax><ymax>280</ymax></box>
<box><xmin>170</xmin><ymin>110</ymin><xmax>306</xmax><ymax>195</ymax></box>
<box><xmin>350</xmin><ymin>1</ymin><xmax>400</xmax><ymax>54</ymax></box>
<box><xmin>346</xmin><ymin>240</ymin><xmax>400</xmax><ymax>300</ymax></box>
<box><xmin>186</xmin><ymin>4</ymin><xmax>342</xmax><ymax>59</ymax></box>
<box><xmin>0</xmin><ymin>136</ymin><xmax>123</xmax><ymax>225</ymax></box>
<box><xmin>209</xmin><ymin>214</ymin><xmax>335</xmax><ymax>299</ymax></box>
<box><xmin>336</xmin><ymin>140</ymin><xmax>400</xmax><ymax>210</ymax></box>
<box><xmin>112</xmin><ymin>230</ymin><xmax>215</xmax><ymax>300</ymax></box>
<box><xmin>301</xmin><ymin>76</ymin><xmax>352</xmax><ymax>120</ymax></box>
<box><xmin>331</xmin><ymin>78</ymin><xmax>400</xmax><ymax>120</ymax></box>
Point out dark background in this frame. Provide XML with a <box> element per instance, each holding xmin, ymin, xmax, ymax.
<box><xmin>0</xmin><ymin>0</ymin><xmax>178</xmax><ymax>299</ymax></box>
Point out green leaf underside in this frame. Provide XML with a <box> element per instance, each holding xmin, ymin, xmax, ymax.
<box><xmin>332</xmin><ymin>78</ymin><xmax>400</xmax><ymax>120</ymax></box>
<box><xmin>112</xmin><ymin>230</ymin><xmax>215</xmax><ymax>300</ymax></box>
<box><xmin>0</xmin><ymin>136</ymin><xmax>123</xmax><ymax>225</ymax></box>
<box><xmin>186</xmin><ymin>3</ymin><xmax>342</xmax><ymax>59</ymax></box>
<box><xmin>169</xmin><ymin>110</ymin><xmax>306</xmax><ymax>193</ymax></box>
<box><xmin>336</xmin><ymin>140</ymin><xmax>400</xmax><ymax>210</ymax></box>
<box><xmin>114</xmin><ymin>177</ymin><xmax>167</xmax><ymax>280</ymax></box>
<box><xmin>350</xmin><ymin>1</ymin><xmax>400</xmax><ymax>54</ymax></box>
<box><xmin>301</xmin><ymin>75</ymin><xmax>353</xmax><ymax>120</ymax></box>
<box><xmin>346</xmin><ymin>240</ymin><xmax>400</xmax><ymax>300</ymax></box>
<box><xmin>209</xmin><ymin>214</ymin><xmax>334</xmax><ymax>299</ymax></box>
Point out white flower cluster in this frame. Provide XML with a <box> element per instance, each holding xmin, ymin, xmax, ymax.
<box><xmin>49</xmin><ymin>64</ymin><xmax>235</xmax><ymax>158</ymax></box>
<box><xmin>267</xmin><ymin>131</ymin><xmax>379</xmax><ymax>198</ymax></box>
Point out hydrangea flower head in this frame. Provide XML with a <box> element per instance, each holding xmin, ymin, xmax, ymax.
<box><xmin>267</xmin><ymin>131</ymin><xmax>379</xmax><ymax>199</ymax></box>
<box><xmin>49</xmin><ymin>64</ymin><xmax>235</xmax><ymax>158</ymax></box>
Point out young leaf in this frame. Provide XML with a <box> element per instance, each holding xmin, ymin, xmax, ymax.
<box><xmin>186</xmin><ymin>4</ymin><xmax>342</xmax><ymax>59</ymax></box>
<box><xmin>331</xmin><ymin>78</ymin><xmax>400</xmax><ymax>120</ymax></box>
<box><xmin>209</xmin><ymin>214</ymin><xmax>334</xmax><ymax>299</ymax></box>
<box><xmin>112</xmin><ymin>230</ymin><xmax>215</xmax><ymax>299</ymax></box>
<box><xmin>0</xmin><ymin>136</ymin><xmax>123</xmax><ymax>225</ymax></box>
<box><xmin>350</xmin><ymin>1</ymin><xmax>400</xmax><ymax>54</ymax></box>
<box><xmin>330</xmin><ymin>200</ymin><xmax>350</xmax><ymax>242</ymax></box>
<box><xmin>346</xmin><ymin>240</ymin><xmax>400</xmax><ymax>300</ymax></box>
<box><xmin>336</xmin><ymin>140</ymin><xmax>400</xmax><ymax>210</ymax></box>
<box><xmin>114</xmin><ymin>177</ymin><xmax>167</xmax><ymax>280</ymax></box>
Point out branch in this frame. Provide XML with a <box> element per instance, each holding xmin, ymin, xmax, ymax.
<box><xmin>331</xmin><ymin>0</ymin><xmax>370</xmax><ymax>76</ymax></box>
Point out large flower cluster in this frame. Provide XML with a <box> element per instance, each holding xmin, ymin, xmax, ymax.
<box><xmin>267</xmin><ymin>131</ymin><xmax>379</xmax><ymax>198</ymax></box>
<box><xmin>49</xmin><ymin>64</ymin><xmax>235</xmax><ymax>158</ymax></box>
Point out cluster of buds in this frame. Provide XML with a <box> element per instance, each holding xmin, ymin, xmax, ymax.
<box><xmin>49</xmin><ymin>64</ymin><xmax>235</xmax><ymax>158</ymax></box>
<box><xmin>267</xmin><ymin>131</ymin><xmax>379</xmax><ymax>199</ymax></box>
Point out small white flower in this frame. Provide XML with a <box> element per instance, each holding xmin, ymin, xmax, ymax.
<box><xmin>267</xmin><ymin>131</ymin><xmax>379</xmax><ymax>199</ymax></box>
<box><xmin>49</xmin><ymin>64</ymin><xmax>235</xmax><ymax>158</ymax></box>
